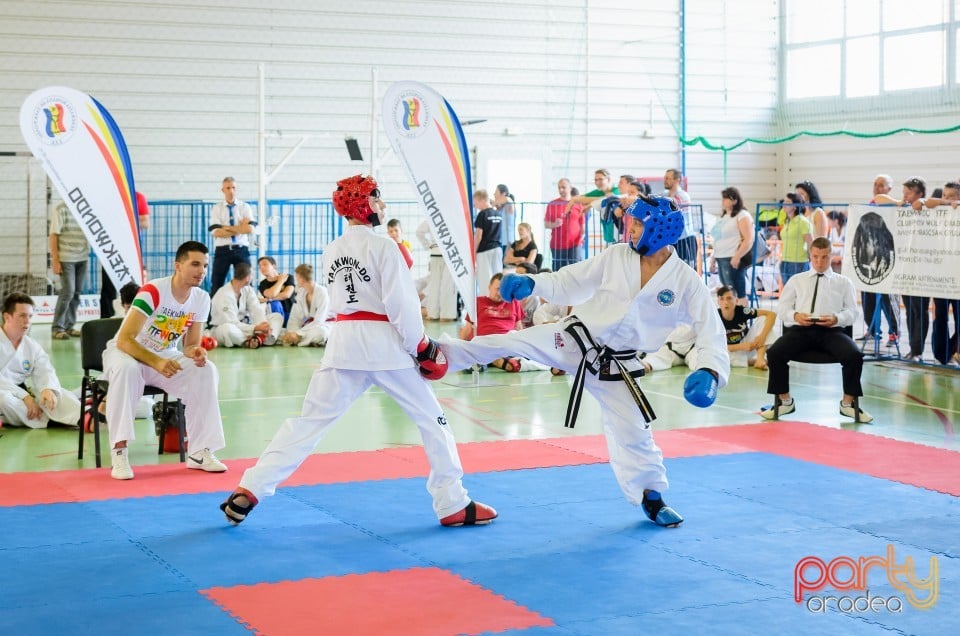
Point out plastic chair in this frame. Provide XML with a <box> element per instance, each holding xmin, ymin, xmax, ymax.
<box><xmin>76</xmin><ymin>318</ymin><xmax>186</xmax><ymax>467</ymax></box>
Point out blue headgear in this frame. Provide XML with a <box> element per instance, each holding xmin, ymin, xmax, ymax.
<box><xmin>624</xmin><ymin>196</ymin><xmax>685</xmax><ymax>255</ymax></box>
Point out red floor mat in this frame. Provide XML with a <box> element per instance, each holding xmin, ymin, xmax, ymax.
<box><xmin>202</xmin><ymin>567</ymin><xmax>554</xmax><ymax>636</ymax></box>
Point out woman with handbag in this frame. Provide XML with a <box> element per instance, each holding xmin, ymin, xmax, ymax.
<box><xmin>709</xmin><ymin>187</ymin><xmax>755</xmax><ymax>304</ymax></box>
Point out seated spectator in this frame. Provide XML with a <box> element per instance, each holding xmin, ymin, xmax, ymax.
<box><xmin>641</xmin><ymin>324</ymin><xmax>698</xmax><ymax>372</ymax></box>
<box><xmin>514</xmin><ymin>262</ymin><xmax>541</xmax><ymax>328</ymax></box>
<box><xmin>827</xmin><ymin>210</ymin><xmax>846</xmax><ymax>273</ymax></box>
<box><xmin>209</xmin><ymin>261</ymin><xmax>282</xmax><ymax>348</ymax></box>
<box><xmin>387</xmin><ymin>218</ymin><xmax>414</xmax><ymax>269</ymax></box>
<box><xmin>504</xmin><ymin>222</ymin><xmax>539</xmax><ymax>268</ymax></box>
<box><xmin>257</xmin><ymin>256</ymin><xmax>296</xmax><ymax>327</ymax></box>
<box><xmin>0</xmin><ymin>293</ymin><xmax>82</xmax><ymax>428</ymax></box>
<box><xmin>280</xmin><ymin>264</ymin><xmax>332</xmax><ymax>347</ymax></box>
<box><xmin>717</xmin><ymin>286</ymin><xmax>777</xmax><ymax>369</ymax></box>
<box><xmin>760</xmin><ymin>237</ymin><xmax>871</xmax><ymax>422</ymax></box>
<box><xmin>459</xmin><ymin>273</ymin><xmax>547</xmax><ymax>372</ymax></box>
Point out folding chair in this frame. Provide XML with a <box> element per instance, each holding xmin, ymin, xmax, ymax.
<box><xmin>76</xmin><ymin>318</ymin><xmax>186</xmax><ymax>467</ymax></box>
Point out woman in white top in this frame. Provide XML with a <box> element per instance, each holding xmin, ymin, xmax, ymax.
<box><xmin>710</xmin><ymin>186</ymin><xmax>754</xmax><ymax>304</ymax></box>
<box><xmin>796</xmin><ymin>180</ymin><xmax>828</xmax><ymax>239</ymax></box>
<box><xmin>280</xmin><ymin>263</ymin><xmax>331</xmax><ymax>347</ymax></box>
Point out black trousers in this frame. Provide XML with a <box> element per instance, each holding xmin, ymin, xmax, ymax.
<box><xmin>766</xmin><ymin>326</ymin><xmax>864</xmax><ymax>397</ymax></box>
<box><xmin>100</xmin><ymin>267</ymin><xmax>117</xmax><ymax>318</ymax></box>
<box><xmin>902</xmin><ymin>295</ymin><xmax>930</xmax><ymax>357</ymax></box>
<box><xmin>210</xmin><ymin>245</ymin><xmax>251</xmax><ymax>299</ymax></box>
<box><xmin>931</xmin><ymin>298</ymin><xmax>960</xmax><ymax>364</ymax></box>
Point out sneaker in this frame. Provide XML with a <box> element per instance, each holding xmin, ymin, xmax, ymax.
<box><xmin>110</xmin><ymin>447</ymin><xmax>134</xmax><ymax>480</ymax></box>
<box><xmin>887</xmin><ymin>334</ymin><xmax>899</xmax><ymax>346</ymax></box>
<box><xmin>840</xmin><ymin>401</ymin><xmax>873</xmax><ymax>423</ymax></box>
<box><xmin>440</xmin><ymin>500</ymin><xmax>498</xmax><ymax>526</ymax></box>
<box><xmin>760</xmin><ymin>399</ymin><xmax>794</xmax><ymax>420</ymax></box>
<box><xmin>187</xmin><ymin>448</ymin><xmax>228</xmax><ymax>472</ymax></box>
<box><xmin>855</xmin><ymin>333</ymin><xmax>878</xmax><ymax>342</ymax></box>
<box><xmin>641</xmin><ymin>490</ymin><xmax>683</xmax><ymax>527</ymax></box>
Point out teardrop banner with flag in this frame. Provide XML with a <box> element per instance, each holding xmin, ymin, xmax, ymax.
<box><xmin>381</xmin><ymin>81</ymin><xmax>476</xmax><ymax>323</ymax></box>
<box><xmin>20</xmin><ymin>86</ymin><xmax>144</xmax><ymax>290</ymax></box>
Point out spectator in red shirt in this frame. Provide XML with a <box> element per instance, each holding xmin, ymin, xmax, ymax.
<box><xmin>459</xmin><ymin>273</ymin><xmax>525</xmax><ymax>372</ymax></box>
<box><xmin>544</xmin><ymin>178</ymin><xmax>584</xmax><ymax>269</ymax></box>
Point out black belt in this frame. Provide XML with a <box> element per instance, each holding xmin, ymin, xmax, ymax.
<box><xmin>562</xmin><ymin>317</ymin><xmax>655</xmax><ymax>429</ymax></box>
<box><xmin>216</xmin><ymin>244</ymin><xmax>248</xmax><ymax>250</ymax></box>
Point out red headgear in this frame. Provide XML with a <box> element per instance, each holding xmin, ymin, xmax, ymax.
<box><xmin>332</xmin><ymin>175</ymin><xmax>381</xmax><ymax>225</ymax></box>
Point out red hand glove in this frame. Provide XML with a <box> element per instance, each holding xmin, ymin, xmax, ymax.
<box><xmin>416</xmin><ymin>336</ymin><xmax>448</xmax><ymax>380</ymax></box>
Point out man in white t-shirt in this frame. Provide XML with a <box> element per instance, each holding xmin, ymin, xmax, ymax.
<box><xmin>103</xmin><ymin>241</ymin><xmax>228</xmax><ymax>480</ymax></box>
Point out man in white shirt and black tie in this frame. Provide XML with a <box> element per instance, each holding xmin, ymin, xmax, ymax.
<box><xmin>761</xmin><ymin>236</ymin><xmax>872</xmax><ymax>422</ymax></box>
<box><xmin>208</xmin><ymin>177</ymin><xmax>256</xmax><ymax>300</ymax></box>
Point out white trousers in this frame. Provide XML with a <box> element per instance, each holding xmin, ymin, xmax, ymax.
<box><xmin>239</xmin><ymin>366</ymin><xmax>471</xmax><ymax>519</ymax></box>
<box><xmin>0</xmin><ymin>390</ymin><xmax>81</xmax><ymax>428</ymax></box>
<box><xmin>440</xmin><ymin>324</ymin><xmax>669</xmax><ymax>502</ymax></box>
<box><xmin>103</xmin><ymin>349</ymin><xmax>226</xmax><ymax>452</ymax></box>
<box><xmin>425</xmin><ymin>256</ymin><xmax>458</xmax><ymax>320</ymax></box>
<box><xmin>475</xmin><ymin>247</ymin><xmax>503</xmax><ymax>292</ymax></box>
<box><xmin>211</xmin><ymin>313</ymin><xmax>283</xmax><ymax>347</ymax></box>
<box><xmin>294</xmin><ymin>321</ymin><xmax>331</xmax><ymax>347</ymax></box>
<box><xmin>728</xmin><ymin>318</ymin><xmax>779</xmax><ymax>368</ymax></box>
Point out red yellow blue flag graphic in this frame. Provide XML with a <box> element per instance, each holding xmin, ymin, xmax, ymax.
<box><xmin>19</xmin><ymin>86</ymin><xmax>144</xmax><ymax>290</ymax></box>
<box><xmin>382</xmin><ymin>81</ymin><xmax>476</xmax><ymax>323</ymax></box>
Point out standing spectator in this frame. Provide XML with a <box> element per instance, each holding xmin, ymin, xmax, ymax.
<box><xmin>209</xmin><ymin>177</ymin><xmax>256</xmax><ymax>301</ymax></box>
<box><xmin>504</xmin><ymin>222</ymin><xmax>539</xmax><ymax>268</ymax></box>
<box><xmin>779</xmin><ymin>192</ymin><xmax>813</xmax><ymax>287</ymax></box>
<box><xmin>567</xmin><ymin>169</ymin><xmax>619</xmax><ymax>252</ymax></box>
<box><xmin>103</xmin><ymin>241</ymin><xmax>228</xmax><ymax>480</ymax></box>
<box><xmin>761</xmin><ymin>237</ymin><xmax>871</xmax><ymax>422</ymax></box>
<box><xmin>827</xmin><ymin>210</ymin><xmax>847</xmax><ymax>273</ymax></box>
<box><xmin>925</xmin><ymin>181</ymin><xmax>960</xmax><ymax>364</ymax></box>
<box><xmin>544</xmin><ymin>178</ymin><xmax>584</xmax><ymax>270</ymax></box>
<box><xmin>494</xmin><ymin>184</ymin><xmax>516</xmax><ymax>248</ymax></box>
<box><xmin>102</xmin><ymin>191</ymin><xmax>149</xmax><ymax>318</ymax></box>
<box><xmin>1</xmin><ymin>293</ymin><xmax>82</xmax><ymax>428</ymax></box>
<box><xmin>257</xmin><ymin>256</ymin><xmax>296</xmax><ymax>327</ymax></box>
<box><xmin>795</xmin><ymin>180</ymin><xmax>828</xmax><ymax>238</ymax></box>
<box><xmin>48</xmin><ymin>201</ymin><xmax>89</xmax><ymax>339</ymax></box>
<box><xmin>220</xmin><ymin>174</ymin><xmax>496</xmax><ymax>528</ymax></box>
<box><xmin>860</xmin><ymin>174</ymin><xmax>900</xmax><ymax>345</ymax></box>
<box><xmin>663</xmin><ymin>169</ymin><xmax>697</xmax><ymax>269</ymax></box>
<box><xmin>473</xmin><ymin>189</ymin><xmax>503</xmax><ymax>291</ymax></box>
<box><xmin>386</xmin><ymin>218</ymin><xmax>414</xmax><ymax>269</ymax></box>
<box><xmin>415</xmin><ymin>220</ymin><xmax>457</xmax><ymax>321</ymax></box>
<box><xmin>876</xmin><ymin>177</ymin><xmax>929</xmax><ymax>361</ymax></box>
<box><xmin>208</xmin><ymin>261</ymin><xmax>282</xmax><ymax>348</ymax></box>
<box><xmin>709</xmin><ymin>186</ymin><xmax>754</xmax><ymax>304</ymax></box>
<box><xmin>280</xmin><ymin>264</ymin><xmax>331</xmax><ymax>347</ymax></box>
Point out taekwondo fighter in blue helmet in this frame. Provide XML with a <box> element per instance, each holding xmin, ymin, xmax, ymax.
<box><xmin>438</xmin><ymin>195</ymin><xmax>729</xmax><ymax>527</ymax></box>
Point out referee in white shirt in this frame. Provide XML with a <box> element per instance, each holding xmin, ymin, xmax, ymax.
<box><xmin>761</xmin><ymin>237</ymin><xmax>872</xmax><ymax>422</ymax></box>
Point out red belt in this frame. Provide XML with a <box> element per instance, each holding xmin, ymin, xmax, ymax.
<box><xmin>336</xmin><ymin>311</ymin><xmax>389</xmax><ymax>322</ymax></box>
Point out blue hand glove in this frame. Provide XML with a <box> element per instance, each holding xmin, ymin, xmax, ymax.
<box><xmin>683</xmin><ymin>369</ymin><xmax>718</xmax><ymax>408</ymax></box>
<box><xmin>499</xmin><ymin>274</ymin><xmax>535</xmax><ymax>301</ymax></box>
<box><xmin>601</xmin><ymin>196</ymin><xmax>621</xmax><ymax>219</ymax></box>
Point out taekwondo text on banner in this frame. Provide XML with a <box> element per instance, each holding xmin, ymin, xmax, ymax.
<box><xmin>844</xmin><ymin>204</ymin><xmax>960</xmax><ymax>300</ymax></box>
<box><xmin>19</xmin><ymin>86</ymin><xmax>144</xmax><ymax>291</ymax></box>
<box><xmin>381</xmin><ymin>80</ymin><xmax>477</xmax><ymax>324</ymax></box>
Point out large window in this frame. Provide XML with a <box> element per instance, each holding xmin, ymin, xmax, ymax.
<box><xmin>784</xmin><ymin>0</ymin><xmax>954</xmax><ymax>99</ymax></box>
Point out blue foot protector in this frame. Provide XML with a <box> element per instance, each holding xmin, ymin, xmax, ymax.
<box><xmin>641</xmin><ymin>490</ymin><xmax>684</xmax><ymax>528</ymax></box>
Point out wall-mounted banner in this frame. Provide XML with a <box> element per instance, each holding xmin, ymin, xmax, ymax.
<box><xmin>844</xmin><ymin>204</ymin><xmax>960</xmax><ymax>300</ymax></box>
<box><xmin>19</xmin><ymin>86</ymin><xmax>143</xmax><ymax>290</ymax></box>
<box><xmin>381</xmin><ymin>81</ymin><xmax>476</xmax><ymax>323</ymax></box>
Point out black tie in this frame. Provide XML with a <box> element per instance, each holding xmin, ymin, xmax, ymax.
<box><xmin>810</xmin><ymin>273</ymin><xmax>823</xmax><ymax>314</ymax></box>
<box><xmin>228</xmin><ymin>204</ymin><xmax>236</xmax><ymax>244</ymax></box>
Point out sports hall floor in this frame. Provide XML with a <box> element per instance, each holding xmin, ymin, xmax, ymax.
<box><xmin>1</xmin><ymin>318</ymin><xmax>957</xmax><ymax>635</ymax></box>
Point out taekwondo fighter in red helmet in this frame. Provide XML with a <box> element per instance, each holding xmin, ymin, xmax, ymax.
<box><xmin>221</xmin><ymin>175</ymin><xmax>497</xmax><ymax>527</ymax></box>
